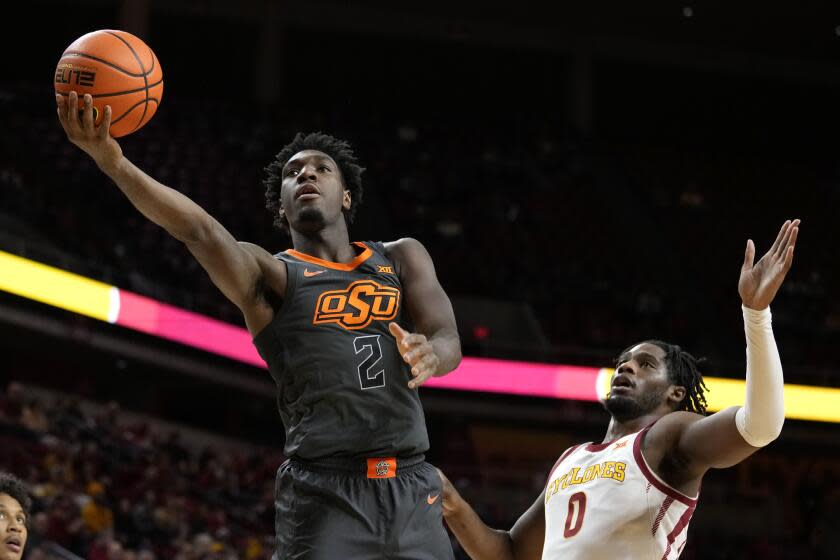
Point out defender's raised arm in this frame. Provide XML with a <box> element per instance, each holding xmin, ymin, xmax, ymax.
<box><xmin>656</xmin><ymin>219</ymin><xmax>798</xmax><ymax>477</ymax></box>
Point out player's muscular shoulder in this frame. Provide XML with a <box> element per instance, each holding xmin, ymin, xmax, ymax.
<box><xmin>383</xmin><ymin>237</ymin><xmax>427</xmax><ymax>276</ymax></box>
<box><xmin>645</xmin><ymin>412</ymin><xmax>702</xmax><ymax>454</ymax></box>
<box><xmin>643</xmin><ymin>412</ymin><xmax>705</xmax><ymax>487</ymax></box>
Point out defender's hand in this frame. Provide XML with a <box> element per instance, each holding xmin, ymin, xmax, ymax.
<box><xmin>436</xmin><ymin>468</ymin><xmax>460</xmax><ymax>519</ymax></box>
<box><xmin>56</xmin><ymin>91</ymin><xmax>123</xmax><ymax>173</ymax></box>
<box><xmin>389</xmin><ymin>322</ymin><xmax>440</xmax><ymax>389</ymax></box>
<box><xmin>739</xmin><ymin>219</ymin><xmax>799</xmax><ymax>310</ymax></box>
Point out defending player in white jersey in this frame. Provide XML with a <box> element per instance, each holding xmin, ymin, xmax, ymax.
<box><xmin>438</xmin><ymin>219</ymin><xmax>799</xmax><ymax>560</ymax></box>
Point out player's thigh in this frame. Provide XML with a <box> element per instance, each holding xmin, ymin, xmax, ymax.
<box><xmin>274</xmin><ymin>462</ymin><xmax>382</xmax><ymax>560</ymax></box>
<box><xmin>390</xmin><ymin>462</ymin><xmax>455</xmax><ymax>560</ymax></box>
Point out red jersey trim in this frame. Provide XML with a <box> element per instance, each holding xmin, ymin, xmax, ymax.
<box><xmin>660</xmin><ymin>504</ymin><xmax>696</xmax><ymax>560</ymax></box>
<box><xmin>547</xmin><ymin>444</ymin><xmax>583</xmax><ymax>481</ymax></box>
<box><xmin>585</xmin><ymin>440</ymin><xmax>619</xmax><ymax>452</ymax></box>
<box><xmin>286</xmin><ymin>242</ymin><xmax>373</xmax><ymax>271</ymax></box>
<box><xmin>651</xmin><ymin>496</ymin><xmax>674</xmax><ymax>536</ymax></box>
<box><xmin>632</xmin><ymin>428</ymin><xmax>698</xmax><ymax>507</ymax></box>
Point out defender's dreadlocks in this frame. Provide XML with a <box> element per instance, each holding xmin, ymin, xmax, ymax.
<box><xmin>0</xmin><ymin>471</ymin><xmax>31</xmax><ymax>525</ymax></box>
<box><xmin>617</xmin><ymin>340</ymin><xmax>709</xmax><ymax>415</ymax></box>
<box><xmin>263</xmin><ymin>132</ymin><xmax>365</xmax><ymax>233</ymax></box>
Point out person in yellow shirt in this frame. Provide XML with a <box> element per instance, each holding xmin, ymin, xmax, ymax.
<box><xmin>81</xmin><ymin>482</ymin><xmax>113</xmax><ymax>535</ymax></box>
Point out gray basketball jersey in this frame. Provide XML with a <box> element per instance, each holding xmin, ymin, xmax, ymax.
<box><xmin>252</xmin><ymin>241</ymin><xmax>430</xmax><ymax>460</ymax></box>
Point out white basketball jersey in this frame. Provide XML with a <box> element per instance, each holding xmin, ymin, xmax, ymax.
<box><xmin>542</xmin><ymin>426</ymin><xmax>698</xmax><ymax>560</ymax></box>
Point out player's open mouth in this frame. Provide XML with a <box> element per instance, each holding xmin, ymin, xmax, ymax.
<box><xmin>611</xmin><ymin>375</ymin><xmax>634</xmax><ymax>390</ymax></box>
<box><xmin>4</xmin><ymin>537</ymin><xmax>22</xmax><ymax>554</ymax></box>
<box><xmin>295</xmin><ymin>183</ymin><xmax>321</xmax><ymax>200</ymax></box>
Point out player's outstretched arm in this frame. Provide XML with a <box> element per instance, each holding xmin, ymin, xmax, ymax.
<box><xmin>438</xmin><ymin>469</ymin><xmax>544</xmax><ymax>560</ymax></box>
<box><xmin>384</xmin><ymin>238</ymin><xmax>461</xmax><ymax>389</ymax></box>
<box><xmin>657</xmin><ymin>219</ymin><xmax>798</xmax><ymax>475</ymax></box>
<box><xmin>56</xmin><ymin>92</ymin><xmax>277</xmax><ymax>334</ymax></box>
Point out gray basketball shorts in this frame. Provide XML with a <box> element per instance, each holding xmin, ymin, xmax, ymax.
<box><xmin>272</xmin><ymin>454</ymin><xmax>455</xmax><ymax>560</ymax></box>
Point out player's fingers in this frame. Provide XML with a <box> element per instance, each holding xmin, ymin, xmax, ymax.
<box><xmin>403</xmin><ymin>341</ymin><xmax>433</xmax><ymax>365</ymax></box>
<box><xmin>399</xmin><ymin>333</ymin><xmax>427</xmax><ymax>350</ymax></box>
<box><xmin>768</xmin><ymin>220</ymin><xmax>790</xmax><ymax>257</ymax></box>
<box><xmin>780</xmin><ymin>221</ymin><xmax>799</xmax><ymax>255</ymax></box>
<box><xmin>56</xmin><ymin>94</ymin><xmax>71</xmax><ymax>131</ymax></box>
<box><xmin>67</xmin><ymin>91</ymin><xmax>80</xmax><ymax>129</ymax></box>
<box><xmin>408</xmin><ymin>367</ymin><xmax>435</xmax><ymax>389</ymax></box>
<box><xmin>785</xmin><ymin>224</ymin><xmax>799</xmax><ymax>252</ymax></box>
<box><xmin>742</xmin><ymin>239</ymin><xmax>755</xmax><ymax>271</ymax></box>
<box><xmin>82</xmin><ymin>94</ymin><xmax>95</xmax><ymax>131</ymax></box>
<box><xmin>408</xmin><ymin>361</ymin><xmax>437</xmax><ymax>389</ymax></box>
<box><xmin>436</xmin><ymin>467</ymin><xmax>449</xmax><ymax>487</ymax></box>
<box><xmin>783</xmin><ymin>245</ymin><xmax>795</xmax><ymax>272</ymax></box>
<box><xmin>402</xmin><ymin>347</ymin><xmax>421</xmax><ymax>365</ymax></box>
<box><xmin>388</xmin><ymin>322</ymin><xmax>409</xmax><ymax>343</ymax></box>
<box><xmin>410</xmin><ymin>354</ymin><xmax>438</xmax><ymax>378</ymax></box>
<box><xmin>773</xmin><ymin>219</ymin><xmax>798</xmax><ymax>260</ymax></box>
<box><xmin>98</xmin><ymin>105</ymin><xmax>112</xmax><ymax>139</ymax></box>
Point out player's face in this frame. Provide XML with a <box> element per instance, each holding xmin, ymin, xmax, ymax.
<box><xmin>280</xmin><ymin>150</ymin><xmax>351</xmax><ymax>234</ymax></box>
<box><xmin>605</xmin><ymin>343</ymin><xmax>682</xmax><ymax>421</ymax></box>
<box><xmin>0</xmin><ymin>493</ymin><xmax>27</xmax><ymax>560</ymax></box>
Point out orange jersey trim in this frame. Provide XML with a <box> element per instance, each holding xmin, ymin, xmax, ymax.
<box><xmin>286</xmin><ymin>242</ymin><xmax>373</xmax><ymax>271</ymax></box>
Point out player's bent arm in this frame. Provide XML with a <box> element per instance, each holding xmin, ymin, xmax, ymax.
<box><xmin>664</xmin><ymin>305</ymin><xmax>785</xmax><ymax>474</ymax></box>
<box><xmin>509</xmin><ymin>492</ymin><xmax>548</xmax><ymax>560</ymax></box>
<box><xmin>440</xmin><ymin>471</ymin><xmax>544</xmax><ymax>560</ymax></box>
<box><xmin>384</xmin><ymin>238</ymin><xmax>461</xmax><ymax>376</ymax></box>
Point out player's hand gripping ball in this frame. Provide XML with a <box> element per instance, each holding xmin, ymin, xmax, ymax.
<box><xmin>54</xmin><ymin>29</ymin><xmax>163</xmax><ymax>137</ymax></box>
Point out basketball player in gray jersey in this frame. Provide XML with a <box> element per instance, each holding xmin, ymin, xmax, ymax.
<box><xmin>57</xmin><ymin>92</ymin><xmax>461</xmax><ymax>559</ymax></box>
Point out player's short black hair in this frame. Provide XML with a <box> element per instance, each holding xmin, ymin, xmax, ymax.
<box><xmin>616</xmin><ymin>340</ymin><xmax>708</xmax><ymax>415</ymax></box>
<box><xmin>0</xmin><ymin>472</ymin><xmax>31</xmax><ymax>523</ymax></box>
<box><xmin>263</xmin><ymin>132</ymin><xmax>365</xmax><ymax>233</ymax></box>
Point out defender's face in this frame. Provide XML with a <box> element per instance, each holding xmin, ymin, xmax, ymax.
<box><xmin>606</xmin><ymin>343</ymin><xmax>681</xmax><ymax>420</ymax></box>
<box><xmin>280</xmin><ymin>150</ymin><xmax>351</xmax><ymax>232</ymax></box>
<box><xmin>0</xmin><ymin>493</ymin><xmax>27</xmax><ymax>560</ymax></box>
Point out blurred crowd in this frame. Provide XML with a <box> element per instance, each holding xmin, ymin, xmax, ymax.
<box><xmin>1</xmin><ymin>82</ymin><xmax>838</xmax><ymax>384</ymax></box>
<box><xmin>1</xmin><ymin>380</ymin><xmax>280</xmax><ymax>560</ymax></box>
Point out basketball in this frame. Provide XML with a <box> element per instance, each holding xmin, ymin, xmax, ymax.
<box><xmin>54</xmin><ymin>29</ymin><xmax>163</xmax><ymax>138</ymax></box>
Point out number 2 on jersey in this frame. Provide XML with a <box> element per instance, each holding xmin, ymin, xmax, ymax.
<box><xmin>354</xmin><ymin>335</ymin><xmax>385</xmax><ymax>390</ymax></box>
<box><xmin>564</xmin><ymin>492</ymin><xmax>587</xmax><ymax>538</ymax></box>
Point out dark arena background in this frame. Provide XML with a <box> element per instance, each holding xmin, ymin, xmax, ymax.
<box><xmin>2</xmin><ymin>1</ymin><xmax>840</xmax><ymax>559</ymax></box>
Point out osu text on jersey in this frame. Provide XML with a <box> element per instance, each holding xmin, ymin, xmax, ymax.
<box><xmin>313</xmin><ymin>279</ymin><xmax>400</xmax><ymax>330</ymax></box>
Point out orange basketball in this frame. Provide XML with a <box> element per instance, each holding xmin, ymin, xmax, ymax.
<box><xmin>54</xmin><ymin>29</ymin><xmax>163</xmax><ymax>138</ymax></box>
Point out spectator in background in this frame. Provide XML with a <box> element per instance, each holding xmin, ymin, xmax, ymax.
<box><xmin>137</xmin><ymin>549</ymin><xmax>156</xmax><ymax>560</ymax></box>
<box><xmin>20</xmin><ymin>399</ymin><xmax>49</xmax><ymax>434</ymax></box>
<box><xmin>81</xmin><ymin>482</ymin><xmax>114</xmax><ymax>537</ymax></box>
<box><xmin>0</xmin><ymin>383</ymin><xmax>24</xmax><ymax>422</ymax></box>
<box><xmin>0</xmin><ymin>472</ymin><xmax>30</xmax><ymax>560</ymax></box>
